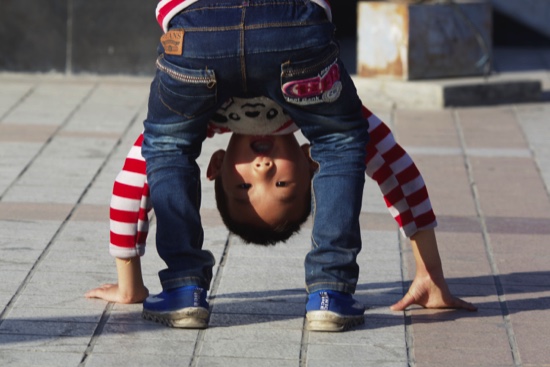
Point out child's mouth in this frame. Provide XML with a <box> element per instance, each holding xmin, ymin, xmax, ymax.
<box><xmin>250</xmin><ymin>136</ymin><xmax>274</xmax><ymax>155</ymax></box>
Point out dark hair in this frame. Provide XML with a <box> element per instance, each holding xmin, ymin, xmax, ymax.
<box><xmin>214</xmin><ymin>177</ymin><xmax>310</xmax><ymax>246</ymax></box>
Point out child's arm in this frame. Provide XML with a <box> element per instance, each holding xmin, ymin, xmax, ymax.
<box><xmin>109</xmin><ymin>134</ymin><xmax>151</xmax><ymax>258</ymax></box>
<box><xmin>363</xmin><ymin>106</ymin><xmax>437</xmax><ymax>237</ymax></box>
<box><xmin>85</xmin><ymin>256</ymin><xmax>149</xmax><ymax>304</ymax></box>
<box><xmin>361</xmin><ymin>107</ymin><xmax>475</xmax><ymax>311</ymax></box>
<box><xmin>86</xmin><ymin>134</ymin><xmax>151</xmax><ymax>304</ymax></box>
<box><xmin>390</xmin><ymin>229</ymin><xmax>477</xmax><ymax>311</ymax></box>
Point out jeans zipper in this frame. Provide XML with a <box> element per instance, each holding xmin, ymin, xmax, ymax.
<box><xmin>156</xmin><ymin>55</ymin><xmax>217</xmax><ymax>88</ymax></box>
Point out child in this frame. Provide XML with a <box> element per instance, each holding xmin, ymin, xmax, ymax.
<box><xmin>140</xmin><ymin>0</ymin><xmax>372</xmax><ymax>331</ymax></box>
<box><xmin>86</xmin><ymin>96</ymin><xmax>476</xmax><ymax>330</ymax></box>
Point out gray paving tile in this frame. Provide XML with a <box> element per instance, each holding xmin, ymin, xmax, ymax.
<box><xmin>62</xmin><ymin>83</ymin><xmax>148</xmax><ymax>134</ymax></box>
<box><xmin>0</xmin><ymin>80</ymin><xmax>34</xmax><ymax>118</ymax></box>
<box><xmin>0</xmin><ymin>270</ymin><xmax>31</xmax><ymax>296</ymax></box>
<box><xmin>200</xmin><ymin>338</ymin><xmax>302</xmax><ymax>359</ymax></box>
<box><xmin>212</xmin><ymin>297</ymin><xmax>305</xmax><ymax>316</ymax></box>
<box><xmin>0</xmin><ymin>319</ymin><xmax>95</xmax><ymax>338</ymax></box>
<box><xmin>0</xmin><ymin>350</ymin><xmax>84</xmax><ymax>367</ymax></box>
<box><xmin>195</xmin><ymin>357</ymin><xmax>298</xmax><ymax>367</ymax></box>
<box><xmin>1</xmin><ymin>63</ymin><xmax>549</xmax><ymax>367</ymax></box>
<box><xmin>415</xmin><ymin>346</ymin><xmax>515</xmax><ymax>366</ymax></box>
<box><xmin>0</xmin><ymin>333</ymin><xmax>90</xmax><ymax>353</ymax></box>
<box><xmin>209</xmin><ymin>313</ymin><xmax>304</xmax><ymax>330</ymax></box>
<box><xmin>202</xmin><ymin>325</ymin><xmax>303</xmax><ymax>343</ymax></box>
<box><xmin>11</xmin><ymin>293</ymin><xmax>108</xmax><ymax>312</ymax></box>
<box><xmin>306</xmin><ymin>342</ymin><xmax>406</xmax><ymax>363</ymax></box>
<box><xmin>307</xmin><ymin>362</ymin><xmax>407</xmax><ymax>367</ymax></box>
<box><xmin>101</xmin><ymin>321</ymin><xmax>200</xmax><ymax>341</ymax></box>
<box><xmin>0</xmin><ymin>294</ymin><xmax>14</xmax><ymax>314</ymax></box>
<box><xmin>6</xmin><ymin>306</ymin><xmax>104</xmax><ymax>324</ymax></box>
<box><xmin>217</xmin><ymin>265</ymin><xmax>305</xmax><ymax>288</ymax></box>
<box><xmin>85</xmin><ymin>353</ymin><xmax>192</xmax><ymax>367</ymax></box>
<box><xmin>106</xmin><ymin>307</ymin><xmax>146</xmax><ymax>323</ymax></box>
<box><xmin>92</xmin><ymin>335</ymin><xmax>195</xmax><ymax>355</ymax></box>
<box><xmin>3</xmin><ymin>82</ymin><xmax>94</xmax><ymax>126</ymax></box>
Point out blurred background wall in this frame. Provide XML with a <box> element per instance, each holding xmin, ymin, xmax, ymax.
<box><xmin>0</xmin><ymin>0</ymin><xmax>548</xmax><ymax>76</ymax></box>
<box><xmin>0</xmin><ymin>0</ymin><xmax>161</xmax><ymax>74</ymax></box>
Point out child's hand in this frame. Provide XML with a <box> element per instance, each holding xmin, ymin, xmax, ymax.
<box><xmin>390</xmin><ymin>274</ymin><xmax>477</xmax><ymax>312</ymax></box>
<box><xmin>85</xmin><ymin>283</ymin><xmax>149</xmax><ymax>304</ymax></box>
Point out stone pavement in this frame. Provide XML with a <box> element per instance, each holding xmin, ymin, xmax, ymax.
<box><xmin>1</xmin><ymin>58</ymin><xmax>550</xmax><ymax>366</ymax></box>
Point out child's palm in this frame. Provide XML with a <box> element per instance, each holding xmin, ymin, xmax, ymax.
<box><xmin>390</xmin><ymin>275</ymin><xmax>477</xmax><ymax>312</ymax></box>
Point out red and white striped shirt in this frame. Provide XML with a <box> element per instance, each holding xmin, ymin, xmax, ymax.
<box><xmin>155</xmin><ymin>0</ymin><xmax>332</xmax><ymax>32</ymax></box>
<box><xmin>109</xmin><ymin>99</ymin><xmax>437</xmax><ymax>258</ymax></box>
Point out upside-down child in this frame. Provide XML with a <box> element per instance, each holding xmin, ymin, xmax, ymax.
<box><xmin>91</xmin><ymin>0</ymin><xmax>476</xmax><ymax>333</ymax></box>
<box><xmin>86</xmin><ymin>96</ymin><xmax>476</xmax><ymax>330</ymax></box>
<box><xmin>142</xmin><ymin>0</ymin><xmax>374</xmax><ymax>331</ymax></box>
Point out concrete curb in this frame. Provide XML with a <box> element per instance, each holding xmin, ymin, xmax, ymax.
<box><xmin>353</xmin><ymin>74</ymin><xmax>542</xmax><ymax>109</ymax></box>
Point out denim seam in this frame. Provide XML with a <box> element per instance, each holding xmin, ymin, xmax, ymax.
<box><xmin>240</xmin><ymin>6</ymin><xmax>247</xmax><ymax>93</ymax></box>
<box><xmin>310</xmin><ymin>162</ymin><xmax>319</xmax><ymax>249</ymax></box>
<box><xmin>186</xmin><ymin>0</ymin><xmax>311</xmax><ymax>13</ymax></box>
<box><xmin>181</xmin><ymin>20</ymin><xmax>328</xmax><ymax>33</ymax></box>
<box><xmin>245</xmin><ymin>20</ymin><xmax>330</xmax><ymax>29</ymax></box>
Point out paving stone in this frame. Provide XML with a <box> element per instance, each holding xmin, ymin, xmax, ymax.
<box><xmin>200</xmin><ymin>339</ymin><xmax>301</xmax><ymax>359</ymax></box>
<box><xmin>0</xmin><ymin>333</ymin><xmax>90</xmax><ymax>353</ymax></box>
<box><xmin>1</xmin><ymin>63</ymin><xmax>549</xmax><ymax>366</ymax></box>
<box><xmin>471</xmin><ymin>156</ymin><xmax>550</xmax><ymax>218</ymax></box>
<box><xmin>414</xmin><ymin>346</ymin><xmax>515</xmax><ymax>366</ymax></box>
<box><xmin>308</xmin><ymin>362</ymin><xmax>407</xmax><ymax>367</ymax></box>
<box><xmin>196</xmin><ymin>357</ymin><xmax>299</xmax><ymax>367</ymax></box>
<box><xmin>0</xmin><ymin>351</ymin><xmax>84</xmax><ymax>367</ymax></box>
<box><xmin>209</xmin><ymin>313</ymin><xmax>304</xmax><ymax>330</ymax></box>
<box><xmin>85</xmin><ymin>353</ymin><xmax>192</xmax><ymax>367</ymax></box>
<box><xmin>0</xmin><ymin>319</ymin><xmax>96</xmax><ymax>338</ymax></box>
<box><xmin>0</xmin><ymin>80</ymin><xmax>34</xmax><ymax>117</ymax></box>
<box><xmin>306</xmin><ymin>342</ymin><xmax>406</xmax><ymax>363</ymax></box>
<box><xmin>457</xmin><ymin>106</ymin><xmax>529</xmax><ymax>149</ymax></box>
<box><xmin>93</xmin><ymin>335</ymin><xmax>196</xmax><ymax>355</ymax></box>
<box><xmin>3</xmin><ymin>82</ymin><xmax>94</xmax><ymax>126</ymax></box>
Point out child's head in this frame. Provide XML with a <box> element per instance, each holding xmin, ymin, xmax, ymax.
<box><xmin>207</xmin><ymin>133</ymin><xmax>317</xmax><ymax>245</ymax></box>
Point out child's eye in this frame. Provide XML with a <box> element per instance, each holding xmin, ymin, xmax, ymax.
<box><xmin>275</xmin><ymin>181</ymin><xmax>287</xmax><ymax>187</ymax></box>
<box><xmin>238</xmin><ymin>183</ymin><xmax>251</xmax><ymax>189</ymax></box>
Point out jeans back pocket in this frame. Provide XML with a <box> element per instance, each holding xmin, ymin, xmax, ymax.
<box><xmin>280</xmin><ymin>42</ymin><xmax>342</xmax><ymax>106</ymax></box>
<box><xmin>156</xmin><ymin>54</ymin><xmax>217</xmax><ymax>119</ymax></box>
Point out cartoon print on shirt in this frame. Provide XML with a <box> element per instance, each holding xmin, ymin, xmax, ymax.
<box><xmin>209</xmin><ymin>96</ymin><xmax>294</xmax><ymax>136</ymax></box>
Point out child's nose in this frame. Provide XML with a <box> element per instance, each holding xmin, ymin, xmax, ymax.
<box><xmin>254</xmin><ymin>160</ymin><xmax>273</xmax><ymax>172</ymax></box>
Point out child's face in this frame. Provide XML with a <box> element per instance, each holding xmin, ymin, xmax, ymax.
<box><xmin>207</xmin><ymin>133</ymin><xmax>316</xmax><ymax>228</ymax></box>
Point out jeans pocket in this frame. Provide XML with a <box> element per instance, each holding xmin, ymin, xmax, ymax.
<box><xmin>280</xmin><ymin>42</ymin><xmax>342</xmax><ymax>106</ymax></box>
<box><xmin>156</xmin><ymin>55</ymin><xmax>217</xmax><ymax>118</ymax></box>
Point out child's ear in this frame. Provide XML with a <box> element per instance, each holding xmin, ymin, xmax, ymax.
<box><xmin>207</xmin><ymin>150</ymin><xmax>225</xmax><ymax>181</ymax></box>
<box><xmin>300</xmin><ymin>143</ymin><xmax>318</xmax><ymax>174</ymax></box>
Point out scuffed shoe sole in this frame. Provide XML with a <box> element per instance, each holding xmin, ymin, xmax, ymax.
<box><xmin>306</xmin><ymin>310</ymin><xmax>364</xmax><ymax>332</ymax></box>
<box><xmin>142</xmin><ymin>307</ymin><xmax>210</xmax><ymax>329</ymax></box>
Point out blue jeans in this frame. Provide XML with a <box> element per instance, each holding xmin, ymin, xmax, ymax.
<box><xmin>142</xmin><ymin>0</ymin><xmax>369</xmax><ymax>294</ymax></box>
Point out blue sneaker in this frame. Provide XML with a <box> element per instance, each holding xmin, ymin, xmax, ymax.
<box><xmin>305</xmin><ymin>290</ymin><xmax>365</xmax><ymax>331</ymax></box>
<box><xmin>142</xmin><ymin>286</ymin><xmax>209</xmax><ymax>329</ymax></box>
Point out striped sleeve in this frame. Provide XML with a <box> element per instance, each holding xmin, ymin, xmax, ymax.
<box><xmin>363</xmin><ymin>106</ymin><xmax>437</xmax><ymax>238</ymax></box>
<box><xmin>109</xmin><ymin>134</ymin><xmax>152</xmax><ymax>258</ymax></box>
